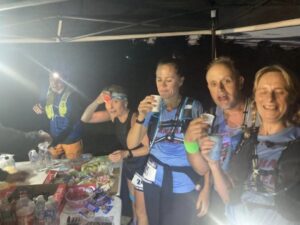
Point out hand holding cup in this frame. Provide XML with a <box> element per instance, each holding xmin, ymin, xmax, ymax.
<box><xmin>200</xmin><ymin>135</ymin><xmax>222</xmax><ymax>163</ymax></box>
<box><xmin>184</xmin><ymin>114</ymin><xmax>214</xmax><ymax>142</ymax></box>
<box><xmin>137</xmin><ymin>95</ymin><xmax>162</xmax><ymax>118</ymax></box>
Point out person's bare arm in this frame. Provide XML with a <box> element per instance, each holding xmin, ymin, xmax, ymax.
<box><xmin>196</xmin><ymin>171</ymin><xmax>211</xmax><ymax>217</ymax></box>
<box><xmin>81</xmin><ymin>92</ymin><xmax>111</xmax><ymax>123</ymax></box>
<box><xmin>187</xmin><ymin>151</ymin><xmax>209</xmax><ymax>176</ymax></box>
<box><xmin>127</xmin><ymin>96</ymin><xmax>153</xmax><ymax>149</ymax></box>
<box><xmin>185</xmin><ymin>118</ymin><xmax>210</xmax><ymax>175</ymax></box>
<box><xmin>127</xmin><ymin>113</ymin><xmax>150</xmax><ymax>157</ymax></box>
<box><xmin>200</xmin><ymin>138</ymin><xmax>232</xmax><ymax>203</ymax></box>
<box><xmin>207</xmin><ymin>161</ymin><xmax>231</xmax><ymax>203</ymax></box>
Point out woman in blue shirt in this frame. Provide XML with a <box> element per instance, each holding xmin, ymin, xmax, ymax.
<box><xmin>127</xmin><ymin>58</ymin><xmax>208</xmax><ymax>225</ymax></box>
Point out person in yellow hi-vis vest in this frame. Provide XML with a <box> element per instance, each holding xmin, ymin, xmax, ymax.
<box><xmin>33</xmin><ymin>72</ymin><xmax>83</xmax><ymax>160</ymax></box>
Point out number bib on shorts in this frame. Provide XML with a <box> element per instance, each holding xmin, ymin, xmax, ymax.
<box><xmin>143</xmin><ymin>159</ymin><xmax>157</xmax><ymax>183</ymax></box>
<box><xmin>132</xmin><ymin>173</ymin><xmax>144</xmax><ymax>190</ymax></box>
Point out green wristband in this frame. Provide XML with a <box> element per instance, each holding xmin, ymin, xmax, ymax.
<box><xmin>184</xmin><ymin>140</ymin><xmax>200</xmax><ymax>154</ymax></box>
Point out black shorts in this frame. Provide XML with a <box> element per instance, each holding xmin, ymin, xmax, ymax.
<box><xmin>143</xmin><ymin>182</ymin><xmax>199</xmax><ymax>225</ymax></box>
<box><xmin>123</xmin><ymin>155</ymin><xmax>148</xmax><ymax>180</ymax></box>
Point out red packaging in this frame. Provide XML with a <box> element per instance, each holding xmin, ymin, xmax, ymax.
<box><xmin>43</xmin><ymin>170</ymin><xmax>58</xmax><ymax>184</ymax></box>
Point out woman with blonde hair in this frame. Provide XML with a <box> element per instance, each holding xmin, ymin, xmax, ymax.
<box><xmin>201</xmin><ymin>65</ymin><xmax>300</xmax><ymax>225</ymax></box>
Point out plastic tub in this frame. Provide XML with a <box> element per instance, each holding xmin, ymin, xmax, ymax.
<box><xmin>65</xmin><ymin>186</ymin><xmax>94</xmax><ymax>209</ymax></box>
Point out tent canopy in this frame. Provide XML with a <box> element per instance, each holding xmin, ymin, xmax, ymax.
<box><xmin>0</xmin><ymin>0</ymin><xmax>299</xmax><ymax>46</ymax></box>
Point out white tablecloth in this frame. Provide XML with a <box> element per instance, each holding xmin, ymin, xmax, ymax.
<box><xmin>16</xmin><ymin>161</ymin><xmax>48</xmax><ymax>184</ymax></box>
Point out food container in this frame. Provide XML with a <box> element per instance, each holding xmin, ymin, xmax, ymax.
<box><xmin>65</xmin><ymin>186</ymin><xmax>94</xmax><ymax>209</ymax></box>
<box><xmin>69</xmin><ymin>153</ymin><xmax>93</xmax><ymax>171</ymax></box>
<box><xmin>0</xmin><ymin>154</ymin><xmax>17</xmax><ymax>173</ymax></box>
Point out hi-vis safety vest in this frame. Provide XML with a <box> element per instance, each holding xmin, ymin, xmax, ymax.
<box><xmin>45</xmin><ymin>88</ymin><xmax>72</xmax><ymax>120</ymax></box>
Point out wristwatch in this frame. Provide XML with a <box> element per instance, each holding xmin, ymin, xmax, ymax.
<box><xmin>136</xmin><ymin>118</ymin><xmax>145</xmax><ymax>124</ymax></box>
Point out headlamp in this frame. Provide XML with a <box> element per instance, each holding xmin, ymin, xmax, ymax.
<box><xmin>111</xmin><ymin>93</ymin><xmax>128</xmax><ymax>101</ymax></box>
<box><xmin>103</xmin><ymin>94</ymin><xmax>111</xmax><ymax>103</ymax></box>
<box><xmin>103</xmin><ymin>92</ymin><xmax>127</xmax><ymax>104</ymax></box>
<box><xmin>52</xmin><ymin>72</ymin><xmax>60</xmax><ymax>79</ymax></box>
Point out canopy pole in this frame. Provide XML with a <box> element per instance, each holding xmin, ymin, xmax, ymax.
<box><xmin>211</xmin><ymin>9</ymin><xmax>217</xmax><ymax>60</ymax></box>
<box><xmin>56</xmin><ymin>19</ymin><xmax>63</xmax><ymax>42</ymax></box>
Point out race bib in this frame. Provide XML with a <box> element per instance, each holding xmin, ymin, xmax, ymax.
<box><xmin>143</xmin><ymin>159</ymin><xmax>157</xmax><ymax>182</ymax></box>
<box><xmin>132</xmin><ymin>173</ymin><xmax>143</xmax><ymax>190</ymax></box>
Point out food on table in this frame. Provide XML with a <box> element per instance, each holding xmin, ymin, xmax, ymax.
<box><xmin>65</xmin><ymin>186</ymin><xmax>94</xmax><ymax>209</ymax></box>
<box><xmin>81</xmin><ymin>157</ymin><xmax>111</xmax><ymax>174</ymax></box>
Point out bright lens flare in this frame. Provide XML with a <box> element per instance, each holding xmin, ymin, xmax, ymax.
<box><xmin>52</xmin><ymin>72</ymin><xmax>60</xmax><ymax>79</ymax></box>
<box><xmin>0</xmin><ymin>62</ymin><xmax>36</xmax><ymax>91</ymax></box>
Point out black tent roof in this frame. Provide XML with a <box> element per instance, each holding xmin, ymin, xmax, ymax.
<box><xmin>0</xmin><ymin>0</ymin><xmax>299</xmax><ymax>46</ymax></box>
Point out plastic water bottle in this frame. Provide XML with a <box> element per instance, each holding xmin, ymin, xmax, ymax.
<box><xmin>38</xmin><ymin>142</ymin><xmax>51</xmax><ymax>169</ymax></box>
<box><xmin>47</xmin><ymin>196</ymin><xmax>57</xmax><ymax>209</ymax></box>
<box><xmin>44</xmin><ymin>200</ymin><xmax>58</xmax><ymax>225</ymax></box>
<box><xmin>16</xmin><ymin>191</ymin><xmax>35</xmax><ymax>225</ymax></box>
<box><xmin>47</xmin><ymin>195</ymin><xmax>59</xmax><ymax>224</ymax></box>
<box><xmin>34</xmin><ymin>195</ymin><xmax>46</xmax><ymax>225</ymax></box>
<box><xmin>0</xmin><ymin>197</ymin><xmax>17</xmax><ymax>225</ymax></box>
<box><xmin>28</xmin><ymin>149</ymin><xmax>39</xmax><ymax>170</ymax></box>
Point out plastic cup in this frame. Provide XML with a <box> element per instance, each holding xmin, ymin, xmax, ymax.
<box><xmin>199</xmin><ymin>113</ymin><xmax>215</xmax><ymax>134</ymax></box>
<box><xmin>28</xmin><ymin>149</ymin><xmax>39</xmax><ymax>170</ymax></box>
<box><xmin>209</xmin><ymin>135</ymin><xmax>222</xmax><ymax>161</ymax></box>
<box><xmin>151</xmin><ymin>95</ymin><xmax>162</xmax><ymax>112</ymax></box>
<box><xmin>199</xmin><ymin>113</ymin><xmax>215</xmax><ymax>126</ymax></box>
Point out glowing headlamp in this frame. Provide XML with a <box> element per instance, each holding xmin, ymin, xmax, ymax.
<box><xmin>52</xmin><ymin>72</ymin><xmax>60</xmax><ymax>79</ymax></box>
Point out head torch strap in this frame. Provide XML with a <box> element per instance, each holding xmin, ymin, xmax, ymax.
<box><xmin>111</xmin><ymin>93</ymin><xmax>127</xmax><ymax>101</ymax></box>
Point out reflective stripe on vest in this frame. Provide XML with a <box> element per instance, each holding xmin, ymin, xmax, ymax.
<box><xmin>45</xmin><ymin>88</ymin><xmax>72</xmax><ymax>119</ymax></box>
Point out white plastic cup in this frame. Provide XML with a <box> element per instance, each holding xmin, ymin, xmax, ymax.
<box><xmin>199</xmin><ymin>113</ymin><xmax>215</xmax><ymax>126</ymax></box>
<box><xmin>199</xmin><ymin>113</ymin><xmax>215</xmax><ymax>134</ymax></box>
<box><xmin>28</xmin><ymin>149</ymin><xmax>39</xmax><ymax>170</ymax></box>
<box><xmin>151</xmin><ymin>95</ymin><xmax>162</xmax><ymax>112</ymax></box>
<box><xmin>209</xmin><ymin>135</ymin><xmax>222</xmax><ymax>161</ymax></box>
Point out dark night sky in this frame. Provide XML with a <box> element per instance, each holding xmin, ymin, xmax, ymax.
<box><xmin>0</xmin><ymin>36</ymin><xmax>300</xmax><ymax>157</ymax></box>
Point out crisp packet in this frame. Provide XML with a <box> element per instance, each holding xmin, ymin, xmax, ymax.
<box><xmin>79</xmin><ymin>207</ymin><xmax>95</xmax><ymax>219</ymax></box>
<box><xmin>85</xmin><ymin>201</ymin><xmax>100</xmax><ymax>212</ymax></box>
<box><xmin>95</xmin><ymin>195</ymin><xmax>112</xmax><ymax>206</ymax></box>
<box><xmin>101</xmin><ymin>204</ymin><xmax>113</xmax><ymax>214</ymax></box>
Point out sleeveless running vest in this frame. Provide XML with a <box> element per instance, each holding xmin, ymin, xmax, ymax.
<box><xmin>45</xmin><ymin>87</ymin><xmax>72</xmax><ymax>119</ymax></box>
